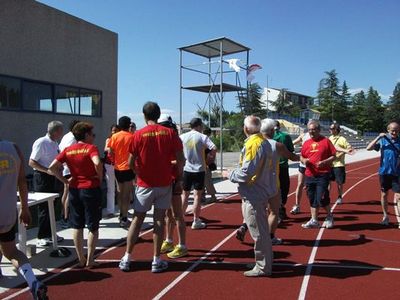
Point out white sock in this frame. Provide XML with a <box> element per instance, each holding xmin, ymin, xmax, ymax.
<box><xmin>18</xmin><ymin>263</ymin><xmax>37</xmax><ymax>289</ymax></box>
<box><xmin>122</xmin><ymin>252</ymin><xmax>131</xmax><ymax>262</ymax></box>
<box><xmin>153</xmin><ymin>256</ymin><xmax>160</xmax><ymax>263</ymax></box>
<box><xmin>165</xmin><ymin>238</ymin><xmax>173</xmax><ymax>243</ymax></box>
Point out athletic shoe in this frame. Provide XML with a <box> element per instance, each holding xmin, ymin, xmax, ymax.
<box><xmin>235</xmin><ymin>225</ymin><xmax>247</xmax><ymax>242</ymax></box>
<box><xmin>243</xmin><ymin>267</ymin><xmax>271</xmax><ymax>277</ymax></box>
<box><xmin>37</xmin><ymin>235</ymin><xmax>64</xmax><ymax>247</ymax></box>
<box><xmin>167</xmin><ymin>245</ymin><xmax>188</xmax><ymax>259</ymax></box>
<box><xmin>151</xmin><ymin>260</ymin><xmax>168</xmax><ymax>273</ymax></box>
<box><xmin>290</xmin><ymin>205</ymin><xmax>300</xmax><ymax>215</ymax></box>
<box><xmin>271</xmin><ymin>236</ymin><xmax>283</xmax><ymax>245</ymax></box>
<box><xmin>336</xmin><ymin>197</ymin><xmax>343</xmax><ymax>205</ymax></box>
<box><xmin>160</xmin><ymin>240</ymin><xmax>174</xmax><ymax>254</ymax></box>
<box><xmin>31</xmin><ymin>280</ymin><xmax>48</xmax><ymax>300</ymax></box>
<box><xmin>191</xmin><ymin>219</ymin><xmax>206</xmax><ymax>230</ymax></box>
<box><xmin>119</xmin><ymin>218</ymin><xmax>131</xmax><ymax>228</ymax></box>
<box><xmin>381</xmin><ymin>216</ymin><xmax>389</xmax><ymax>226</ymax></box>
<box><xmin>301</xmin><ymin>219</ymin><xmax>320</xmax><ymax>229</ymax></box>
<box><xmin>325</xmin><ymin>215</ymin><xmax>334</xmax><ymax>229</ymax></box>
<box><xmin>119</xmin><ymin>258</ymin><xmax>131</xmax><ymax>272</ymax></box>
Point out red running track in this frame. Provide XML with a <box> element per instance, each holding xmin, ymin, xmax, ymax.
<box><xmin>3</xmin><ymin>158</ymin><xmax>400</xmax><ymax>300</ymax></box>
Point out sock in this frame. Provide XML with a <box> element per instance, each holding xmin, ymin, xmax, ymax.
<box><xmin>122</xmin><ymin>252</ymin><xmax>131</xmax><ymax>262</ymax></box>
<box><xmin>165</xmin><ymin>238</ymin><xmax>173</xmax><ymax>243</ymax></box>
<box><xmin>270</xmin><ymin>233</ymin><xmax>275</xmax><ymax>239</ymax></box>
<box><xmin>18</xmin><ymin>263</ymin><xmax>37</xmax><ymax>289</ymax></box>
<box><xmin>153</xmin><ymin>256</ymin><xmax>160</xmax><ymax>263</ymax></box>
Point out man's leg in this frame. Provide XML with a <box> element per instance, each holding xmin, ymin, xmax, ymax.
<box><xmin>153</xmin><ymin>208</ymin><xmax>167</xmax><ymax>258</ymax></box>
<box><xmin>72</xmin><ymin>229</ymin><xmax>85</xmax><ymax>267</ymax></box>
<box><xmin>181</xmin><ymin>190</ymin><xmax>190</xmax><ymax>214</ymax></box>
<box><xmin>242</xmin><ymin>199</ymin><xmax>272</xmax><ymax>276</ymax></box>
<box><xmin>192</xmin><ymin>188</ymin><xmax>203</xmax><ymax>221</ymax></box>
<box><xmin>171</xmin><ymin>194</ymin><xmax>186</xmax><ymax>246</ymax></box>
<box><xmin>381</xmin><ymin>190</ymin><xmax>389</xmax><ymax>218</ymax></box>
<box><xmin>268</xmin><ymin>193</ymin><xmax>280</xmax><ymax>236</ymax></box>
<box><xmin>279</xmin><ymin>166</ymin><xmax>290</xmax><ymax>219</ymax></box>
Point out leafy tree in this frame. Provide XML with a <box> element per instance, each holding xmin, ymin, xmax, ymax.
<box><xmin>384</xmin><ymin>82</ymin><xmax>400</xmax><ymax>124</ymax></box>
<box><xmin>365</xmin><ymin>87</ymin><xmax>384</xmax><ymax>132</ymax></box>
<box><xmin>270</xmin><ymin>89</ymin><xmax>293</xmax><ymax>115</ymax></box>
<box><xmin>316</xmin><ymin>70</ymin><xmax>342</xmax><ymax>122</ymax></box>
<box><xmin>237</xmin><ymin>82</ymin><xmax>266</xmax><ymax>117</ymax></box>
<box><xmin>338</xmin><ymin>80</ymin><xmax>351</xmax><ymax>122</ymax></box>
<box><xmin>350</xmin><ymin>90</ymin><xmax>368</xmax><ymax>133</ymax></box>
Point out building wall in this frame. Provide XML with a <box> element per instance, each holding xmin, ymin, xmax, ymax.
<box><xmin>0</xmin><ymin>0</ymin><xmax>118</xmax><ymax>171</ymax></box>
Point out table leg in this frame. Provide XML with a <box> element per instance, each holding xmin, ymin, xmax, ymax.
<box><xmin>47</xmin><ymin>198</ymin><xmax>58</xmax><ymax>250</ymax></box>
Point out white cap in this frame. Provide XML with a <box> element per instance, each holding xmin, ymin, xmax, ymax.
<box><xmin>158</xmin><ymin>113</ymin><xmax>171</xmax><ymax>123</ymax></box>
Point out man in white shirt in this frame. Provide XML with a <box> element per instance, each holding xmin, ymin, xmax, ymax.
<box><xmin>29</xmin><ymin>121</ymin><xmax>64</xmax><ymax>247</ymax></box>
<box><xmin>180</xmin><ymin>118</ymin><xmax>216</xmax><ymax>229</ymax></box>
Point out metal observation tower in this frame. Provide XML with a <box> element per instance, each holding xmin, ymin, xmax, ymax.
<box><xmin>178</xmin><ymin>37</ymin><xmax>251</xmax><ymax>171</ymax></box>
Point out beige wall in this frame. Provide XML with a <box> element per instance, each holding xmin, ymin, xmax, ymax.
<box><xmin>0</xmin><ymin>0</ymin><xmax>118</xmax><ymax>171</ymax></box>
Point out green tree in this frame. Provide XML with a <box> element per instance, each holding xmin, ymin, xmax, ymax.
<box><xmin>316</xmin><ymin>69</ymin><xmax>341</xmax><ymax>122</ymax></box>
<box><xmin>365</xmin><ymin>87</ymin><xmax>384</xmax><ymax>132</ymax></box>
<box><xmin>270</xmin><ymin>89</ymin><xmax>293</xmax><ymax>115</ymax></box>
<box><xmin>237</xmin><ymin>82</ymin><xmax>266</xmax><ymax>117</ymax></box>
<box><xmin>384</xmin><ymin>82</ymin><xmax>400</xmax><ymax>124</ymax></box>
<box><xmin>350</xmin><ymin>90</ymin><xmax>368</xmax><ymax>133</ymax></box>
<box><xmin>338</xmin><ymin>80</ymin><xmax>351</xmax><ymax>122</ymax></box>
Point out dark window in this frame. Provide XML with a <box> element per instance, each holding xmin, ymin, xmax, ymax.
<box><xmin>22</xmin><ymin>81</ymin><xmax>53</xmax><ymax>112</ymax></box>
<box><xmin>55</xmin><ymin>85</ymin><xmax>79</xmax><ymax>114</ymax></box>
<box><xmin>80</xmin><ymin>89</ymin><xmax>101</xmax><ymax>116</ymax></box>
<box><xmin>0</xmin><ymin>76</ymin><xmax>21</xmax><ymax>109</ymax></box>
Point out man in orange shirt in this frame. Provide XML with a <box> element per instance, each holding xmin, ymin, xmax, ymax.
<box><xmin>108</xmin><ymin>116</ymin><xmax>135</xmax><ymax>227</ymax></box>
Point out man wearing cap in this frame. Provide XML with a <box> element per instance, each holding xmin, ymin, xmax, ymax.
<box><xmin>180</xmin><ymin>118</ymin><xmax>217</xmax><ymax>229</ymax></box>
<box><xmin>273</xmin><ymin>120</ymin><xmax>295</xmax><ymax>220</ymax></box>
<box><xmin>107</xmin><ymin>116</ymin><xmax>135</xmax><ymax>227</ymax></box>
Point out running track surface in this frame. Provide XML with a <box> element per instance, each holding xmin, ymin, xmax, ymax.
<box><xmin>2</xmin><ymin>158</ymin><xmax>400</xmax><ymax>300</ymax></box>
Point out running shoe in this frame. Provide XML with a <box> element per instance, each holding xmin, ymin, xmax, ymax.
<box><xmin>160</xmin><ymin>240</ymin><xmax>174</xmax><ymax>254</ymax></box>
<box><xmin>235</xmin><ymin>225</ymin><xmax>247</xmax><ymax>242</ymax></box>
<box><xmin>31</xmin><ymin>280</ymin><xmax>48</xmax><ymax>300</ymax></box>
<box><xmin>325</xmin><ymin>214</ymin><xmax>334</xmax><ymax>229</ymax></box>
<box><xmin>191</xmin><ymin>219</ymin><xmax>206</xmax><ymax>230</ymax></box>
<box><xmin>119</xmin><ymin>218</ymin><xmax>131</xmax><ymax>228</ymax></box>
<box><xmin>167</xmin><ymin>245</ymin><xmax>188</xmax><ymax>259</ymax></box>
<box><xmin>381</xmin><ymin>216</ymin><xmax>389</xmax><ymax>226</ymax></box>
<box><xmin>335</xmin><ymin>197</ymin><xmax>343</xmax><ymax>205</ymax></box>
<box><xmin>271</xmin><ymin>236</ymin><xmax>283</xmax><ymax>245</ymax></box>
<box><xmin>290</xmin><ymin>205</ymin><xmax>300</xmax><ymax>215</ymax></box>
<box><xmin>301</xmin><ymin>219</ymin><xmax>320</xmax><ymax>229</ymax></box>
<box><xmin>243</xmin><ymin>267</ymin><xmax>271</xmax><ymax>277</ymax></box>
<box><xmin>36</xmin><ymin>235</ymin><xmax>64</xmax><ymax>247</ymax></box>
<box><xmin>119</xmin><ymin>258</ymin><xmax>131</xmax><ymax>272</ymax></box>
<box><xmin>151</xmin><ymin>260</ymin><xmax>168</xmax><ymax>273</ymax></box>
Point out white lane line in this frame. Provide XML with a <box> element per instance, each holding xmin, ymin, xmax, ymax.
<box><xmin>152</xmin><ymin>230</ymin><xmax>237</xmax><ymax>300</ymax></box>
<box><xmin>298</xmin><ymin>172</ymin><xmax>377</xmax><ymax>300</ymax></box>
<box><xmin>348</xmin><ymin>234</ymin><xmax>400</xmax><ymax>244</ymax></box>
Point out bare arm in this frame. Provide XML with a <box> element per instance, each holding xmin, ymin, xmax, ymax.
<box><xmin>292</xmin><ymin>133</ymin><xmax>304</xmax><ymax>145</ymax></box>
<box><xmin>175</xmin><ymin>150</ymin><xmax>186</xmax><ymax>181</ymax></box>
<box><xmin>128</xmin><ymin>153</ymin><xmax>136</xmax><ymax>173</ymax></box>
<box><xmin>366</xmin><ymin>133</ymin><xmax>386</xmax><ymax>151</ymax></box>
<box><xmin>14</xmin><ymin>144</ymin><xmax>31</xmax><ymax>226</ymax></box>
<box><xmin>48</xmin><ymin>159</ymin><xmax>69</xmax><ymax>185</ymax></box>
<box><xmin>276</xmin><ymin>142</ymin><xmax>299</xmax><ymax>161</ymax></box>
<box><xmin>29</xmin><ymin>158</ymin><xmax>50</xmax><ymax>174</ymax></box>
<box><xmin>91</xmin><ymin>155</ymin><xmax>103</xmax><ymax>183</ymax></box>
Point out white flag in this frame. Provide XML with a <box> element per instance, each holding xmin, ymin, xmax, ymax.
<box><xmin>226</xmin><ymin>59</ymin><xmax>241</xmax><ymax>73</ymax></box>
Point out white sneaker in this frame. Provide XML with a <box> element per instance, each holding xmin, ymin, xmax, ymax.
<box><xmin>271</xmin><ymin>236</ymin><xmax>283</xmax><ymax>245</ymax></box>
<box><xmin>301</xmin><ymin>219</ymin><xmax>320</xmax><ymax>229</ymax></box>
<box><xmin>336</xmin><ymin>197</ymin><xmax>343</xmax><ymax>205</ymax></box>
<box><xmin>381</xmin><ymin>216</ymin><xmax>389</xmax><ymax>226</ymax></box>
<box><xmin>151</xmin><ymin>260</ymin><xmax>168</xmax><ymax>273</ymax></box>
<box><xmin>325</xmin><ymin>215</ymin><xmax>334</xmax><ymax>229</ymax></box>
<box><xmin>119</xmin><ymin>259</ymin><xmax>131</xmax><ymax>272</ymax></box>
<box><xmin>191</xmin><ymin>219</ymin><xmax>206</xmax><ymax>229</ymax></box>
<box><xmin>290</xmin><ymin>205</ymin><xmax>300</xmax><ymax>214</ymax></box>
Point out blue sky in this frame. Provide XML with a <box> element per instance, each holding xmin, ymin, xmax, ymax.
<box><xmin>38</xmin><ymin>0</ymin><xmax>400</xmax><ymax>127</ymax></box>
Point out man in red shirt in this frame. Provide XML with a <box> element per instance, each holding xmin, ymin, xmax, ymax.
<box><xmin>300</xmin><ymin>120</ymin><xmax>336</xmax><ymax>229</ymax></box>
<box><xmin>119</xmin><ymin>102</ymin><xmax>185</xmax><ymax>273</ymax></box>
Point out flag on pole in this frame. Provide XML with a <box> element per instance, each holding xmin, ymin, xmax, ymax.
<box><xmin>226</xmin><ymin>59</ymin><xmax>241</xmax><ymax>72</ymax></box>
<box><xmin>247</xmin><ymin>64</ymin><xmax>262</xmax><ymax>82</ymax></box>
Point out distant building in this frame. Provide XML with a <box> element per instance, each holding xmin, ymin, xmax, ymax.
<box><xmin>261</xmin><ymin>87</ymin><xmax>314</xmax><ymax>112</ymax></box>
<box><xmin>0</xmin><ymin>0</ymin><xmax>118</xmax><ymax>171</ymax></box>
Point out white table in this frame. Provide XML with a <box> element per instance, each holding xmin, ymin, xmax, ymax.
<box><xmin>17</xmin><ymin>192</ymin><xmax>59</xmax><ymax>255</ymax></box>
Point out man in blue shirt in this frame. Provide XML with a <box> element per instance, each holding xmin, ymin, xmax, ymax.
<box><xmin>367</xmin><ymin>121</ymin><xmax>400</xmax><ymax>226</ymax></box>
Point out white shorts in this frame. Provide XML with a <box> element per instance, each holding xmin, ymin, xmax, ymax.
<box><xmin>134</xmin><ymin>185</ymin><xmax>172</xmax><ymax>213</ymax></box>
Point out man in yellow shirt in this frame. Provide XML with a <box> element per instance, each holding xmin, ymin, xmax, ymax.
<box><xmin>329</xmin><ymin>123</ymin><xmax>354</xmax><ymax>204</ymax></box>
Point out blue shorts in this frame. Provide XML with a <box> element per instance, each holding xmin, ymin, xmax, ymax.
<box><xmin>0</xmin><ymin>223</ymin><xmax>16</xmax><ymax>243</ymax></box>
<box><xmin>69</xmin><ymin>188</ymin><xmax>102</xmax><ymax>231</ymax></box>
<box><xmin>379</xmin><ymin>175</ymin><xmax>400</xmax><ymax>193</ymax></box>
<box><xmin>305</xmin><ymin>173</ymin><xmax>331</xmax><ymax>208</ymax></box>
<box><xmin>330</xmin><ymin>167</ymin><xmax>346</xmax><ymax>184</ymax></box>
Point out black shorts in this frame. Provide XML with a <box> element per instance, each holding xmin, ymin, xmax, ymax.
<box><xmin>69</xmin><ymin>187</ymin><xmax>102</xmax><ymax>231</ymax></box>
<box><xmin>298</xmin><ymin>166</ymin><xmax>306</xmax><ymax>174</ymax></box>
<box><xmin>380</xmin><ymin>175</ymin><xmax>400</xmax><ymax>193</ymax></box>
<box><xmin>114</xmin><ymin>169</ymin><xmax>135</xmax><ymax>183</ymax></box>
<box><xmin>0</xmin><ymin>223</ymin><xmax>16</xmax><ymax>243</ymax></box>
<box><xmin>183</xmin><ymin>171</ymin><xmax>205</xmax><ymax>191</ymax></box>
<box><xmin>305</xmin><ymin>173</ymin><xmax>331</xmax><ymax>208</ymax></box>
<box><xmin>330</xmin><ymin>167</ymin><xmax>346</xmax><ymax>184</ymax></box>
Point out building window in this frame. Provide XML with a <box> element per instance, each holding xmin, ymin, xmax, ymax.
<box><xmin>22</xmin><ymin>81</ymin><xmax>53</xmax><ymax>112</ymax></box>
<box><xmin>0</xmin><ymin>74</ymin><xmax>102</xmax><ymax>117</ymax></box>
<box><xmin>55</xmin><ymin>85</ymin><xmax>79</xmax><ymax>114</ymax></box>
<box><xmin>80</xmin><ymin>89</ymin><xmax>101</xmax><ymax>116</ymax></box>
<box><xmin>0</xmin><ymin>76</ymin><xmax>21</xmax><ymax>109</ymax></box>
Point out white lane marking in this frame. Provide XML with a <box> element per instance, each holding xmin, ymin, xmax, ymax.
<box><xmin>348</xmin><ymin>234</ymin><xmax>400</xmax><ymax>244</ymax></box>
<box><xmin>152</xmin><ymin>230</ymin><xmax>237</xmax><ymax>300</ymax></box>
<box><xmin>298</xmin><ymin>172</ymin><xmax>377</xmax><ymax>300</ymax></box>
